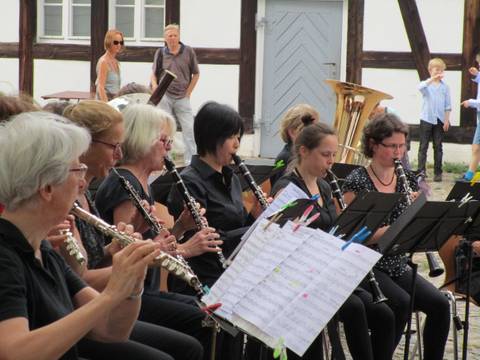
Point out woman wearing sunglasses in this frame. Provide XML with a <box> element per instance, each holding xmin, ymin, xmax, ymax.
<box><xmin>96</xmin><ymin>29</ymin><xmax>124</xmax><ymax>102</ymax></box>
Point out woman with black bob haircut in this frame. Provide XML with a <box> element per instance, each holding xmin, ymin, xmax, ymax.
<box><xmin>194</xmin><ymin>101</ymin><xmax>245</xmax><ymax>157</ymax></box>
<box><xmin>167</xmin><ymin>101</ymin><xmax>264</xmax><ymax>293</ymax></box>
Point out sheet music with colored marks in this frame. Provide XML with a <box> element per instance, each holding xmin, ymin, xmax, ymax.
<box><xmin>205</xmin><ymin>219</ymin><xmax>381</xmax><ymax>356</ymax></box>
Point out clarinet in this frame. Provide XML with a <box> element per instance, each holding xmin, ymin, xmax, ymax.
<box><xmin>232</xmin><ymin>154</ymin><xmax>269</xmax><ymax>210</ymax></box>
<box><xmin>394</xmin><ymin>159</ymin><xmax>444</xmax><ymax>277</ymax></box>
<box><xmin>71</xmin><ymin>203</ymin><xmax>204</xmax><ymax>295</ymax></box>
<box><xmin>326</xmin><ymin>169</ymin><xmax>388</xmax><ymax>304</ymax></box>
<box><xmin>111</xmin><ymin>168</ymin><xmax>193</xmax><ymax>272</ymax></box>
<box><xmin>163</xmin><ymin>157</ymin><xmax>228</xmax><ymax>268</ymax></box>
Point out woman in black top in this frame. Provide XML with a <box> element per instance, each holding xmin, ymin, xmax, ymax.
<box><xmin>270</xmin><ymin>103</ymin><xmax>319</xmax><ymax>187</ymax></box>
<box><xmin>271</xmin><ymin>122</ymin><xmax>396</xmax><ymax>360</ymax></box>
<box><xmin>166</xmin><ymin>101</ymin><xmax>267</xmax><ymax>292</ymax></box>
<box><xmin>342</xmin><ymin>113</ymin><xmax>450</xmax><ymax>360</ymax></box>
<box><xmin>62</xmin><ymin>100</ymin><xmax>206</xmax><ymax>360</ymax></box>
<box><xmin>0</xmin><ymin>111</ymin><xmax>163</xmax><ymax>360</ymax></box>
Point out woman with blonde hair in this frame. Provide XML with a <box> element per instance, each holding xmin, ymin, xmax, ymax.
<box><xmin>271</xmin><ymin>103</ymin><xmax>319</xmax><ymax>185</ymax></box>
<box><xmin>96</xmin><ymin>29</ymin><xmax>124</xmax><ymax>101</ymax></box>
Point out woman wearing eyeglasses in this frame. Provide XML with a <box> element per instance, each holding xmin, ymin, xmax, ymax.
<box><xmin>0</xmin><ymin>111</ymin><xmax>181</xmax><ymax>360</ymax></box>
<box><xmin>61</xmin><ymin>100</ymin><xmax>207</xmax><ymax>360</ymax></box>
<box><xmin>96</xmin><ymin>29</ymin><xmax>124</xmax><ymax>102</ymax></box>
<box><xmin>342</xmin><ymin>113</ymin><xmax>450</xmax><ymax>360</ymax></box>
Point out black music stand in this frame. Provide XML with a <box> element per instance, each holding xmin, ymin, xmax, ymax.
<box><xmin>446</xmin><ymin>180</ymin><xmax>480</xmax><ymax>201</ymax></box>
<box><xmin>449</xmin><ymin>200</ymin><xmax>480</xmax><ymax>360</ymax></box>
<box><xmin>377</xmin><ymin>195</ymin><xmax>478</xmax><ymax>360</ymax></box>
<box><xmin>333</xmin><ymin>191</ymin><xmax>403</xmax><ymax>240</ymax></box>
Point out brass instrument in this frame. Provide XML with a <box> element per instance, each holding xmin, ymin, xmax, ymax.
<box><xmin>326</xmin><ymin>169</ymin><xmax>387</xmax><ymax>304</ymax></box>
<box><xmin>70</xmin><ymin>203</ymin><xmax>203</xmax><ymax>295</ymax></box>
<box><xmin>62</xmin><ymin>229</ymin><xmax>86</xmax><ymax>265</ymax></box>
<box><xmin>394</xmin><ymin>159</ymin><xmax>444</xmax><ymax>278</ymax></box>
<box><xmin>325</xmin><ymin>80</ymin><xmax>392</xmax><ymax>164</ymax></box>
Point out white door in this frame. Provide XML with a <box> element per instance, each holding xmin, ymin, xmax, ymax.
<box><xmin>260</xmin><ymin>0</ymin><xmax>343</xmax><ymax>157</ymax></box>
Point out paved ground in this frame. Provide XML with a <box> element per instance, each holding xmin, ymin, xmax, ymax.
<box><xmin>342</xmin><ymin>171</ymin><xmax>479</xmax><ymax>359</ymax></box>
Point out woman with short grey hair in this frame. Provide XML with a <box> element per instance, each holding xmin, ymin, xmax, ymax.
<box><xmin>0</xmin><ymin>111</ymin><xmax>163</xmax><ymax>360</ymax></box>
<box><xmin>96</xmin><ymin>103</ymin><xmax>221</xmax><ymax>260</ymax></box>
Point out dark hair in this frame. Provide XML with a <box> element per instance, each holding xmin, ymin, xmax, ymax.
<box><xmin>194</xmin><ymin>101</ymin><xmax>244</xmax><ymax>156</ymax></box>
<box><xmin>0</xmin><ymin>94</ymin><xmax>39</xmax><ymax>121</ymax></box>
<box><xmin>42</xmin><ymin>100</ymin><xmax>70</xmax><ymax>116</ymax></box>
<box><xmin>116</xmin><ymin>82</ymin><xmax>152</xmax><ymax>97</ymax></box>
<box><xmin>293</xmin><ymin>122</ymin><xmax>336</xmax><ymax>164</ymax></box>
<box><xmin>361</xmin><ymin>113</ymin><xmax>409</xmax><ymax>158</ymax></box>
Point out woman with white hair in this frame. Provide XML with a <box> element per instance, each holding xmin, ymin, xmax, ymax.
<box><xmin>0</xmin><ymin>112</ymin><xmax>161</xmax><ymax>360</ymax></box>
<box><xmin>95</xmin><ymin>104</ymin><xmax>221</xmax><ymax>262</ymax></box>
<box><xmin>94</xmin><ymin>103</ymin><xmax>218</xmax><ymax>360</ymax></box>
<box><xmin>61</xmin><ymin>100</ymin><xmax>207</xmax><ymax>360</ymax></box>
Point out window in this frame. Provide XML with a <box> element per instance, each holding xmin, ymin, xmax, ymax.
<box><xmin>111</xmin><ymin>0</ymin><xmax>165</xmax><ymax>43</ymax></box>
<box><xmin>39</xmin><ymin>0</ymin><xmax>91</xmax><ymax>42</ymax></box>
<box><xmin>38</xmin><ymin>0</ymin><xmax>165</xmax><ymax>45</ymax></box>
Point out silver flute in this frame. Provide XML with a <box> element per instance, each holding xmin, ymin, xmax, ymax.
<box><xmin>326</xmin><ymin>169</ymin><xmax>388</xmax><ymax>304</ymax></box>
<box><xmin>163</xmin><ymin>157</ymin><xmax>227</xmax><ymax>268</ymax></box>
<box><xmin>393</xmin><ymin>159</ymin><xmax>444</xmax><ymax>277</ymax></box>
<box><xmin>232</xmin><ymin>154</ymin><xmax>269</xmax><ymax>210</ymax></box>
<box><xmin>111</xmin><ymin>168</ymin><xmax>193</xmax><ymax>271</ymax></box>
<box><xmin>70</xmin><ymin>203</ymin><xmax>203</xmax><ymax>295</ymax></box>
<box><xmin>62</xmin><ymin>229</ymin><xmax>86</xmax><ymax>265</ymax></box>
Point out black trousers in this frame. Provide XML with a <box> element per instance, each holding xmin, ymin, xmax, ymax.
<box><xmin>417</xmin><ymin>120</ymin><xmax>444</xmax><ymax>176</ymax></box>
<box><xmin>78</xmin><ymin>320</ymin><xmax>203</xmax><ymax>360</ymax></box>
<box><xmin>139</xmin><ymin>291</ymin><xmax>213</xmax><ymax>360</ymax></box>
<box><xmin>373</xmin><ymin>268</ymin><xmax>450</xmax><ymax>360</ymax></box>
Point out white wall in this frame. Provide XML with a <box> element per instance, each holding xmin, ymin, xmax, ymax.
<box><xmin>0</xmin><ymin>59</ymin><xmax>19</xmax><ymax>96</ymax></box>
<box><xmin>0</xmin><ymin>0</ymin><xmax>19</xmax><ymax>42</ymax></box>
<box><xmin>180</xmin><ymin>0</ymin><xmax>241</xmax><ymax>48</ymax></box>
<box><xmin>362</xmin><ymin>0</ymin><xmax>465</xmax><ymax>126</ymax></box>
<box><xmin>362</xmin><ymin>68</ymin><xmax>462</xmax><ymax>126</ymax></box>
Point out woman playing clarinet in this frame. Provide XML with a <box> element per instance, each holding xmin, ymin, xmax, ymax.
<box><xmin>342</xmin><ymin>113</ymin><xmax>450</xmax><ymax>360</ymax></box>
<box><xmin>271</xmin><ymin>121</ymin><xmax>396</xmax><ymax>360</ymax></box>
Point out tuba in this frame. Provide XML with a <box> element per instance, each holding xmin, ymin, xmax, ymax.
<box><xmin>325</xmin><ymin>80</ymin><xmax>393</xmax><ymax>165</ymax></box>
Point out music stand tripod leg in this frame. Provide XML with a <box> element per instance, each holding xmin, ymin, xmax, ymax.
<box><xmin>404</xmin><ymin>260</ymin><xmax>418</xmax><ymax>360</ymax></box>
<box><xmin>461</xmin><ymin>239</ymin><xmax>474</xmax><ymax>360</ymax></box>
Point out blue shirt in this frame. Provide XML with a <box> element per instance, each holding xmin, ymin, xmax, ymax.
<box><xmin>418</xmin><ymin>79</ymin><xmax>451</xmax><ymax>124</ymax></box>
<box><xmin>467</xmin><ymin>72</ymin><xmax>480</xmax><ymax>110</ymax></box>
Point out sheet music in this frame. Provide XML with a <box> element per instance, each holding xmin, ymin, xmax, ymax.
<box><xmin>207</xmin><ymin>218</ymin><xmax>381</xmax><ymax>356</ymax></box>
<box><xmin>228</xmin><ymin>182</ymin><xmax>309</xmax><ymax>261</ymax></box>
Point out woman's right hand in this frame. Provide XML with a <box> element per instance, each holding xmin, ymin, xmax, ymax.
<box><xmin>179</xmin><ymin>227</ymin><xmax>222</xmax><ymax>258</ymax></box>
<box><xmin>103</xmin><ymin>239</ymin><xmax>160</xmax><ymax>302</ymax></box>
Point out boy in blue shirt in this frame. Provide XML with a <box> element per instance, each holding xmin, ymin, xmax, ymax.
<box><xmin>461</xmin><ymin>52</ymin><xmax>480</xmax><ymax>181</ymax></box>
<box><xmin>417</xmin><ymin>58</ymin><xmax>451</xmax><ymax>182</ymax></box>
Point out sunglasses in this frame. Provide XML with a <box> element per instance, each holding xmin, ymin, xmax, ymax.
<box><xmin>113</xmin><ymin>40</ymin><xmax>124</xmax><ymax>46</ymax></box>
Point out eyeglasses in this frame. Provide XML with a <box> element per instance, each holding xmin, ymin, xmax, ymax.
<box><xmin>113</xmin><ymin>40</ymin><xmax>124</xmax><ymax>46</ymax></box>
<box><xmin>379</xmin><ymin>142</ymin><xmax>406</xmax><ymax>150</ymax></box>
<box><xmin>69</xmin><ymin>163</ymin><xmax>88</xmax><ymax>179</ymax></box>
<box><xmin>92</xmin><ymin>139</ymin><xmax>122</xmax><ymax>153</ymax></box>
<box><xmin>159</xmin><ymin>137</ymin><xmax>173</xmax><ymax>147</ymax></box>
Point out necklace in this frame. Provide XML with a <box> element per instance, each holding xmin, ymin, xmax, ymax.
<box><xmin>369</xmin><ymin>165</ymin><xmax>395</xmax><ymax>186</ymax></box>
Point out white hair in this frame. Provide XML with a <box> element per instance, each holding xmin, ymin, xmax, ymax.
<box><xmin>0</xmin><ymin>111</ymin><xmax>91</xmax><ymax>211</ymax></box>
<box><xmin>119</xmin><ymin>104</ymin><xmax>176</xmax><ymax>164</ymax></box>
